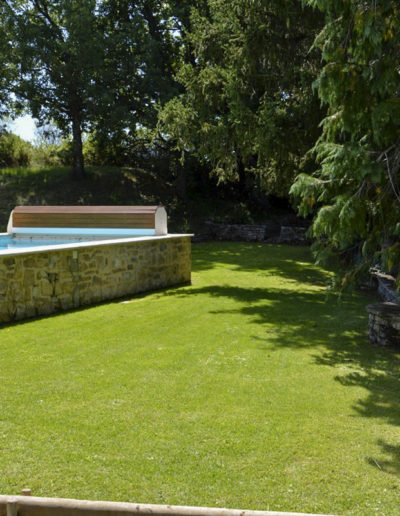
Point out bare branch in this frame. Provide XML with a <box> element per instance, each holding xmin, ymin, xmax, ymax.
<box><xmin>384</xmin><ymin>151</ymin><xmax>400</xmax><ymax>205</ymax></box>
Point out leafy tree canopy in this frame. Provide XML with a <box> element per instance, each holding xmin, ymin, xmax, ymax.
<box><xmin>0</xmin><ymin>2</ymin><xmax>18</xmax><ymax>125</ymax></box>
<box><xmin>3</xmin><ymin>0</ymin><xmax>106</xmax><ymax>176</ymax></box>
<box><xmin>1</xmin><ymin>0</ymin><xmax>185</xmax><ymax>177</ymax></box>
<box><xmin>159</xmin><ymin>0</ymin><xmax>323</xmax><ymax>197</ymax></box>
<box><xmin>291</xmin><ymin>0</ymin><xmax>400</xmax><ymax>286</ymax></box>
<box><xmin>93</xmin><ymin>1</ymin><xmax>180</xmax><ymax>144</ymax></box>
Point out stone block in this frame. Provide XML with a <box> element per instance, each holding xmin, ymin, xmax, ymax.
<box><xmin>3</xmin><ymin>258</ymin><xmax>15</xmax><ymax>267</ymax></box>
<box><xmin>23</xmin><ymin>270</ymin><xmax>35</xmax><ymax>286</ymax></box>
<box><xmin>15</xmin><ymin>305</ymin><xmax>26</xmax><ymax>320</ymax></box>
<box><xmin>367</xmin><ymin>302</ymin><xmax>400</xmax><ymax>347</ymax></box>
<box><xmin>69</xmin><ymin>259</ymin><xmax>79</xmax><ymax>272</ymax></box>
<box><xmin>40</xmin><ymin>280</ymin><xmax>53</xmax><ymax>297</ymax></box>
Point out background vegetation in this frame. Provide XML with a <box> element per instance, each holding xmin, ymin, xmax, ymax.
<box><xmin>1</xmin><ymin>0</ymin><xmax>400</xmax><ymax>281</ymax></box>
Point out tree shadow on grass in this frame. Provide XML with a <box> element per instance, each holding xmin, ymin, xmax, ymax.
<box><xmin>168</xmin><ymin>284</ymin><xmax>367</xmax><ymax>346</ymax></box>
<box><xmin>316</xmin><ymin>344</ymin><xmax>400</xmax><ymax>476</ymax></box>
<box><xmin>181</xmin><ymin>282</ymin><xmax>400</xmax><ymax>475</ymax></box>
<box><xmin>192</xmin><ymin>242</ymin><xmax>333</xmax><ymax>288</ymax></box>
<box><xmin>3</xmin><ymin>240</ymin><xmax>400</xmax><ymax>474</ymax></box>
<box><xmin>183</xmin><ymin>243</ymin><xmax>400</xmax><ymax>477</ymax></box>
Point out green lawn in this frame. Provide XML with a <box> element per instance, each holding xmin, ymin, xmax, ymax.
<box><xmin>1</xmin><ymin>243</ymin><xmax>400</xmax><ymax>515</ymax></box>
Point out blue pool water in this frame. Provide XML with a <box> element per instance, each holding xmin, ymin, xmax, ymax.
<box><xmin>0</xmin><ymin>235</ymin><xmax>78</xmax><ymax>251</ymax></box>
<box><xmin>0</xmin><ymin>229</ymin><xmax>154</xmax><ymax>252</ymax></box>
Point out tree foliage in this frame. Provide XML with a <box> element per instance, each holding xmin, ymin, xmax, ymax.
<box><xmin>2</xmin><ymin>0</ymin><xmax>106</xmax><ymax>177</ymax></box>
<box><xmin>291</xmin><ymin>0</ymin><xmax>400</xmax><ymax>285</ymax></box>
<box><xmin>1</xmin><ymin>0</ymin><xmax>185</xmax><ymax>177</ymax></box>
<box><xmin>0</xmin><ymin>2</ymin><xmax>18</xmax><ymax>125</ymax></box>
<box><xmin>92</xmin><ymin>1</ymin><xmax>180</xmax><ymax>150</ymax></box>
<box><xmin>159</xmin><ymin>0</ymin><xmax>323</xmax><ymax>197</ymax></box>
<box><xmin>0</xmin><ymin>130</ymin><xmax>34</xmax><ymax>167</ymax></box>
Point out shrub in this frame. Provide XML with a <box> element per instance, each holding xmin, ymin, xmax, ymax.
<box><xmin>0</xmin><ymin>131</ymin><xmax>34</xmax><ymax>167</ymax></box>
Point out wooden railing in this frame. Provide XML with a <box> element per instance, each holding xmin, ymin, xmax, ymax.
<box><xmin>0</xmin><ymin>495</ymin><xmax>332</xmax><ymax>516</ymax></box>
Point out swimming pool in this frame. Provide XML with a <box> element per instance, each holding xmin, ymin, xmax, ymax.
<box><xmin>0</xmin><ymin>205</ymin><xmax>192</xmax><ymax>324</ymax></box>
<box><xmin>0</xmin><ymin>233</ymin><xmax>146</xmax><ymax>252</ymax></box>
<box><xmin>0</xmin><ymin>235</ymin><xmax>77</xmax><ymax>250</ymax></box>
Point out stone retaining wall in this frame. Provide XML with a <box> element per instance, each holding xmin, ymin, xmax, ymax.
<box><xmin>204</xmin><ymin>222</ymin><xmax>279</xmax><ymax>242</ymax></box>
<box><xmin>0</xmin><ymin>236</ymin><xmax>191</xmax><ymax>324</ymax></box>
<box><xmin>201</xmin><ymin>222</ymin><xmax>309</xmax><ymax>244</ymax></box>
<box><xmin>367</xmin><ymin>302</ymin><xmax>400</xmax><ymax>347</ymax></box>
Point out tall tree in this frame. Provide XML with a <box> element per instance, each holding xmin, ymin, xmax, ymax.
<box><xmin>158</xmin><ymin>0</ymin><xmax>323</xmax><ymax>198</ymax></box>
<box><xmin>0</xmin><ymin>3</ymin><xmax>17</xmax><ymax>127</ymax></box>
<box><xmin>2</xmin><ymin>0</ymin><xmax>203</xmax><ymax>176</ymax></box>
<box><xmin>290</xmin><ymin>0</ymin><xmax>400</xmax><ymax>286</ymax></box>
<box><xmin>85</xmin><ymin>0</ymin><xmax>184</xmax><ymax>164</ymax></box>
<box><xmin>4</xmin><ymin>0</ymin><xmax>104</xmax><ymax>177</ymax></box>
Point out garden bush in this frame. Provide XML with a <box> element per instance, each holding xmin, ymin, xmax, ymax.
<box><xmin>0</xmin><ymin>131</ymin><xmax>34</xmax><ymax>167</ymax></box>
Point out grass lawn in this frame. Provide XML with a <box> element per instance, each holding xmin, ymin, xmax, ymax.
<box><xmin>1</xmin><ymin>243</ymin><xmax>400</xmax><ymax>515</ymax></box>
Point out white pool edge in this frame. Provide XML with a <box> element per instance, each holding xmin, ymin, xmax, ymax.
<box><xmin>0</xmin><ymin>233</ymin><xmax>194</xmax><ymax>257</ymax></box>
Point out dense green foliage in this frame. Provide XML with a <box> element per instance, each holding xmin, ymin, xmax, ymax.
<box><xmin>291</xmin><ymin>0</ymin><xmax>400</xmax><ymax>284</ymax></box>
<box><xmin>0</xmin><ymin>131</ymin><xmax>34</xmax><ymax>167</ymax></box>
<box><xmin>88</xmin><ymin>1</ymin><xmax>181</xmax><ymax>163</ymax></box>
<box><xmin>159</xmin><ymin>0</ymin><xmax>323</xmax><ymax>196</ymax></box>
<box><xmin>1</xmin><ymin>0</ymin><xmax>400</xmax><ymax>280</ymax></box>
<box><xmin>0</xmin><ymin>11</ymin><xmax>13</xmax><ymax>123</ymax></box>
<box><xmin>0</xmin><ymin>165</ymin><xmax>266</xmax><ymax>234</ymax></box>
<box><xmin>2</xmin><ymin>0</ymin><xmax>106</xmax><ymax>176</ymax></box>
<box><xmin>0</xmin><ymin>0</ymin><xmax>323</xmax><ymax>194</ymax></box>
<box><xmin>1</xmin><ymin>1</ymin><xmax>184</xmax><ymax>177</ymax></box>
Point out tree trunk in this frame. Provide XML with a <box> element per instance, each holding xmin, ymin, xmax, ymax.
<box><xmin>71</xmin><ymin>114</ymin><xmax>85</xmax><ymax>178</ymax></box>
<box><xmin>175</xmin><ymin>160</ymin><xmax>188</xmax><ymax>201</ymax></box>
<box><xmin>237</xmin><ymin>157</ymin><xmax>248</xmax><ymax>199</ymax></box>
